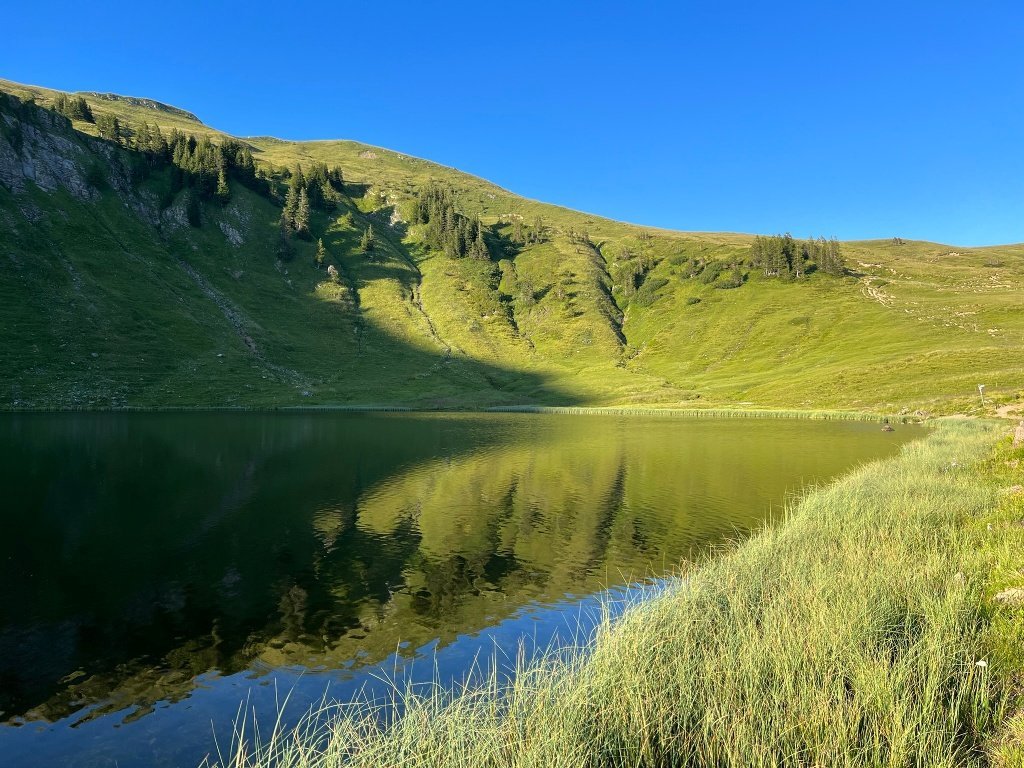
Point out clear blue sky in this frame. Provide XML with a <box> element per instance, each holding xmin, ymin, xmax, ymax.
<box><xmin>3</xmin><ymin>1</ymin><xmax>1022</xmax><ymax>245</ymax></box>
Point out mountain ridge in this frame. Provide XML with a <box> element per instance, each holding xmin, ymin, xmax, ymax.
<box><xmin>1</xmin><ymin>78</ymin><xmax>1021</xmax><ymax>414</ymax></box>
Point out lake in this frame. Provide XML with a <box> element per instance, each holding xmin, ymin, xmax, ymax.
<box><xmin>0</xmin><ymin>412</ymin><xmax>915</xmax><ymax>767</ymax></box>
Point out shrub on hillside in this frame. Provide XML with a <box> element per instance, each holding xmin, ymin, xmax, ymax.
<box><xmin>699</xmin><ymin>261</ymin><xmax>723</xmax><ymax>284</ymax></box>
<box><xmin>633</xmin><ymin>278</ymin><xmax>669</xmax><ymax>307</ymax></box>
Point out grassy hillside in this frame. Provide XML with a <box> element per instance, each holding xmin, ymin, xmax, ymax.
<box><xmin>2</xmin><ymin>78</ymin><xmax>1022</xmax><ymax>412</ymax></box>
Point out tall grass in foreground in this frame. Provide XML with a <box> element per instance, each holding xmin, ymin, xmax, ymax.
<box><xmin>212</xmin><ymin>420</ymin><xmax>1011</xmax><ymax>768</ymax></box>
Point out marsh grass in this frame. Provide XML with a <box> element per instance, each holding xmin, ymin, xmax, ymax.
<box><xmin>211</xmin><ymin>418</ymin><xmax>1017</xmax><ymax>766</ymax></box>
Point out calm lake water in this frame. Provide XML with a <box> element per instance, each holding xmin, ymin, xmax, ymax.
<box><xmin>0</xmin><ymin>412</ymin><xmax>915</xmax><ymax>767</ymax></box>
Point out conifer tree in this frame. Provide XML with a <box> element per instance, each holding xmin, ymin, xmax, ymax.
<box><xmin>282</xmin><ymin>184</ymin><xmax>298</xmax><ymax>233</ymax></box>
<box><xmin>819</xmin><ymin>237</ymin><xmax>845</xmax><ymax>275</ymax></box>
<box><xmin>53</xmin><ymin>94</ymin><xmax>93</xmax><ymax>122</ymax></box>
<box><xmin>781</xmin><ymin>233</ymin><xmax>798</xmax><ymax>278</ymax></box>
<box><xmin>527</xmin><ymin>215</ymin><xmax>546</xmax><ymax>245</ymax></box>
<box><xmin>316</xmin><ymin>238</ymin><xmax>326</xmax><ymax>269</ymax></box>
<box><xmin>360</xmin><ymin>225</ymin><xmax>376</xmax><ymax>252</ymax></box>
<box><xmin>75</xmin><ymin>96</ymin><xmax>93</xmax><ymax>122</ymax></box>
<box><xmin>151</xmin><ymin>124</ymin><xmax>166</xmax><ymax>155</ymax></box>
<box><xmin>472</xmin><ymin>218</ymin><xmax>489</xmax><ymax>259</ymax></box>
<box><xmin>215</xmin><ymin>166</ymin><xmax>230</xmax><ymax>204</ymax></box>
<box><xmin>751</xmin><ymin>236</ymin><xmax>765</xmax><ymax>273</ymax></box>
<box><xmin>96</xmin><ymin>113</ymin><xmax>121</xmax><ymax>142</ymax></box>
<box><xmin>135</xmin><ymin>122</ymin><xmax>152</xmax><ymax>152</ymax></box>
<box><xmin>296</xmin><ymin>188</ymin><xmax>311</xmax><ymax>236</ymax></box>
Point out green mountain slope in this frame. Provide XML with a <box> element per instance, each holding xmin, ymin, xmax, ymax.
<box><xmin>1</xmin><ymin>78</ymin><xmax>1021</xmax><ymax>413</ymax></box>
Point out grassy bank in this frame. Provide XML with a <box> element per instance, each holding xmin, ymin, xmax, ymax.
<box><xmin>0</xmin><ymin>404</ymin><xmax>908</xmax><ymax>421</ymax></box>
<box><xmin>212</xmin><ymin>418</ymin><xmax>1024</xmax><ymax>767</ymax></box>
<box><xmin>483</xmin><ymin>405</ymin><xmax>909</xmax><ymax>421</ymax></box>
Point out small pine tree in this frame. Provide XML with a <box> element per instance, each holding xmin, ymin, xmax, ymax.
<box><xmin>215</xmin><ymin>163</ymin><xmax>230</xmax><ymax>204</ymax></box>
<box><xmin>822</xmin><ymin>237</ymin><xmax>845</xmax><ymax>276</ymax></box>
<box><xmin>472</xmin><ymin>219</ymin><xmax>488</xmax><ymax>259</ymax></box>
<box><xmin>295</xmin><ymin>188</ymin><xmax>311</xmax><ymax>236</ymax></box>
<box><xmin>96</xmin><ymin>113</ymin><xmax>121</xmax><ymax>142</ymax></box>
<box><xmin>151</xmin><ymin>124</ymin><xmax>166</xmax><ymax>155</ymax></box>
<box><xmin>360</xmin><ymin>225</ymin><xmax>376</xmax><ymax>252</ymax></box>
<box><xmin>315</xmin><ymin>238</ymin><xmax>326</xmax><ymax>269</ymax></box>
<box><xmin>530</xmin><ymin>216</ymin><xmax>545</xmax><ymax>244</ymax></box>
<box><xmin>750</xmin><ymin>235</ymin><xmax>765</xmax><ymax>274</ymax></box>
<box><xmin>281</xmin><ymin>184</ymin><xmax>298</xmax><ymax>232</ymax></box>
<box><xmin>135</xmin><ymin>122</ymin><xmax>152</xmax><ymax>152</ymax></box>
<box><xmin>71</xmin><ymin>96</ymin><xmax>93</xmax><ymax>122</ymax></box>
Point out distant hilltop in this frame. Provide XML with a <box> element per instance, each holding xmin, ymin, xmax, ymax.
<box><xmin>77</xmin><ymin>91</ymin><xmax>201</xmax><ymax>123</ymax></box>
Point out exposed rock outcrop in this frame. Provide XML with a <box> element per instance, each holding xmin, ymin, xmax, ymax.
<box><xmin>0</xmin><ymin>107</ymin><xmax>97</xmax><ymax>201</ymax></box>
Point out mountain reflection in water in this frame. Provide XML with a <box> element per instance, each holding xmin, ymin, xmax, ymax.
<box><xmin>0</xmin><ymin>412</ymin><xmax>915</xmax><ymax>767</ymax></box>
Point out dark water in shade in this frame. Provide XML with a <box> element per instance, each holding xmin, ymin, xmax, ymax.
<box><xmin>0</xmin><ymin>412</ymin><xmax>916</xmax><ymax>767</ymax></box>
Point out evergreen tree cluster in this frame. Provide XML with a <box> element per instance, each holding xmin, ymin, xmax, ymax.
<box><xmin>279</xmin><ymin>164</ymin><xmax>345</xmax><ymax>237</ymax></box>
<box><xmin>359</xmin><ymin>225</ymin><xmax>376</xmax><ymax>253</ymax></box>
<box><xmin>281</xmin><ymin>177</ymin><xmax>311</xmax><ymax>237</ymax></box>
<box><xmin>86</xmin><ymin>111</ymin><xmax>264</xmax><ymax>206</ymax></box>
<box><xmin>166</xmin><ymin>132</ymin><xmax>243</xmax><ymax>202</ymax></box>
<box><xmin>52</xmin><ymin>94</ymin><xmax>93</xmax><ymax>122</ymax></box>
<box><xmin>96</xmin><ymin>112</ymin><xmax>122</xmax><ymax>142</ymax></box>
<box><xmin>750</xmin><ymin>234</ymin><xmax>843</xmax><ymax>278</ymax></box>
<box><xmin>750</xmin><ymin>234</ymin><xmax>800</xmax><ymax>278</ymax></box>
<box><xmin>40</xmin><ymin>96</ymin><xmax>352</xmax><ymax>236</ymax></box>
<box><xmin>302</xmin><ymin>162</ymin><xmax>345</xmax><ymax>209</ymax></box>
<box><xmin>508</xmin><ymin>215</ymin><xmax>546</xmax><ymax>246</ymax></box>
<box><xmin>412</xmin><ymin>184</ymin><xmax>491</xmax><ymax>259</ymax></box>
<box><xmin>804</xmin><ymin>236</ymin><xmax>845</xmax><ymax>276</ymax></box>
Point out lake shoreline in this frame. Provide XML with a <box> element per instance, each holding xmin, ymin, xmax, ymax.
<box><xmin>209</xmin><ymin>417</ymin><xmax>1024</xmax><ymax>767</ymax></box>
<box><xmin>0</xmin><ymin>404</ymin><xmax>917</xmax><ymax>423</ymax></box>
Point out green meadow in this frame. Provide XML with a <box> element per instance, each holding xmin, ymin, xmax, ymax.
<box><xmin>1</xmin><ymin>79</ymin><xmax>1022</xmax><ymax>415</ymax></box>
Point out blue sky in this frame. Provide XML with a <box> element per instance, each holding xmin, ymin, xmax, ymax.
<box><xmin>3</xmin><ymin>1</ymin><xmax>1022</xmax><ymax>245</ymax></box>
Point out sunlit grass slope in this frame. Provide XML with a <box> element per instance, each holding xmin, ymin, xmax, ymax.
<box><xmin>2</xmin><ymin>78</ymin><xmax>1022</xmax><ymax>412</ymax></box>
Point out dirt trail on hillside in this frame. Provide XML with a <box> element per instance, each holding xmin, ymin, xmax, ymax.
<box><xmin>860</xmin><ymin>277</ymin><xmax>897</xmax><ymax>308</ymax></box>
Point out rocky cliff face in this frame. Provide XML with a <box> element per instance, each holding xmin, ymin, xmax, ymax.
<box><xmin>0</xmin><ymin>100</ymin><xmax>99</xmax><ymax>201</ymax></box>
<box><xmin>0</xmin><ymin>96</ymin><xmax>166</xmax><ymax>228</ymax></box>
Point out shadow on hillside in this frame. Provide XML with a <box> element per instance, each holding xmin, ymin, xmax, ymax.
<box><xmin>0</xmin><ymin>94</ymin><xmax>579</xmax><ymax>409</ymax></box>
<box><xmin>343</xmin><ymin>181</ymin><xmax>370</xmax><ymax>198</ymax></box>
<box><xmin>312</xmin><ymin>226</ymin><xmax>578</xmax><ymax>407</ymax></box>
<box><xmin>366</xmin><ymin>204</ymin><xmax>409</xmax><ymax>239</ymax></box>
